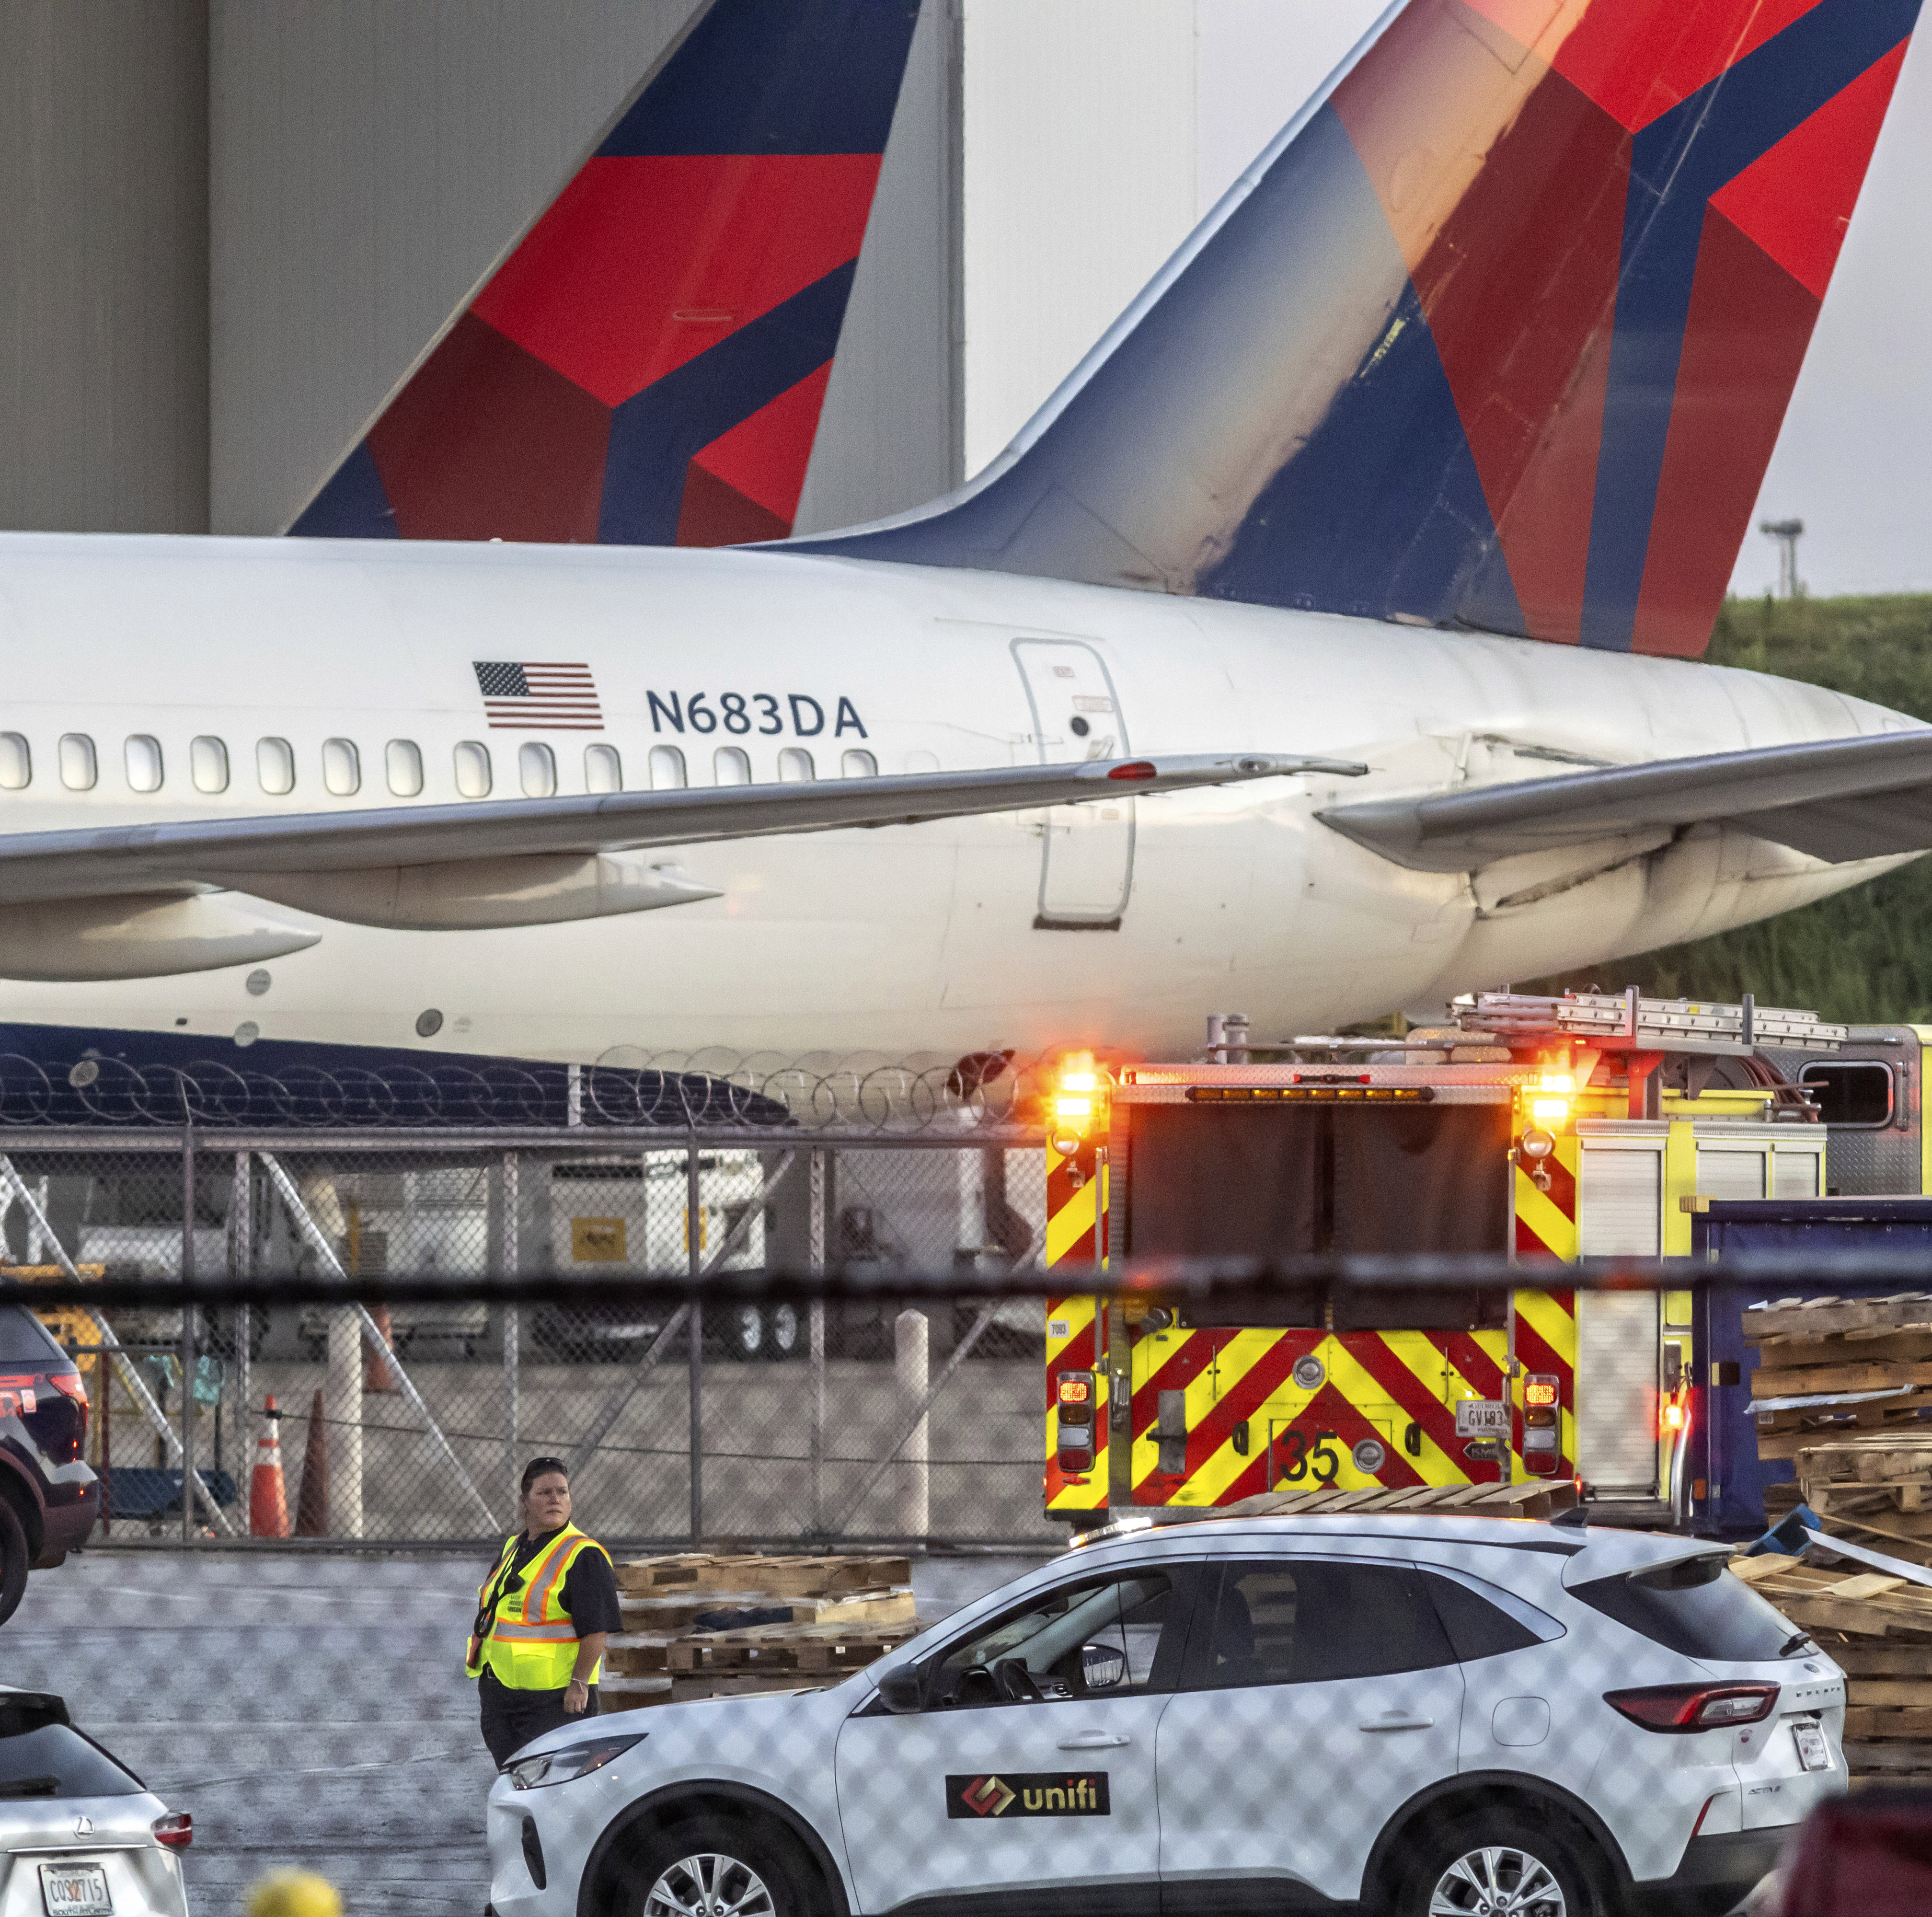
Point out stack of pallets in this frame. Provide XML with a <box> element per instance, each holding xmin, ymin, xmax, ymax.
<box><xmin>1788</xmin><ymin>1432</ymin><xmax>1932</xmax><ymax>1569</ymax></box>
<box><xmin>1730</xmin><ymin>1552</ymin><xmax>1932</xmax><ymax>1785</ymax></box>
<box><xmin>1746</xmin><ymin>1293</ymin><xmax>1932</xmax><ymax>1465</ymax></box>
<box><xmin>600</xmin><ymin>1553</ymin><xmax>920</xmax><ymax>1710</ymax></box>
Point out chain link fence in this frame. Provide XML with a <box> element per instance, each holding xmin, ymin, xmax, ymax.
<box><xmin>6</xmin><ymin>1126</ymin><xmax>1056</xmax><ymax>1550</ymax></box>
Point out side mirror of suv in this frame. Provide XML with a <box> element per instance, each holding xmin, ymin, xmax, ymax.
<box><xmin>875</xmin><ymin>1668</ymin><xmax>924</xmax><ymax>1715</ymax></box>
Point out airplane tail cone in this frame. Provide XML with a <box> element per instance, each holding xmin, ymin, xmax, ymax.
<box><xmin>249</xmin><ymin>1394</ymin><xmax>290</xmax><ymax>1538</ymax></box>
<box><xmin>294</xmin><ymin>1388</ymin><xmax>330</xmax><ymax>1538</ymax></box>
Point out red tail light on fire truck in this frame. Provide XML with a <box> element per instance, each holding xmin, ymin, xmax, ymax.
<box><xmin>1056</xmin><ymin>1370</ymin><xmax>1097</xmax><ymax>1475</ymax></box>
<box><xmin>1521</xmin><ymin>1372</ymin><xmax>1561</xmax><ymax>1475</ymax></box>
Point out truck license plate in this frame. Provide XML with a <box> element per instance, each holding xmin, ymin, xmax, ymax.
<box><xmin>1454</xmin><ymin>1399</ymin><xmax>1511</xmax><ymax>1439</ymax></box>
<box><xmin>1792</xmin><ymin>1720</ymin><xmax>1832</xmax><ymax>1772</ymax></box>
<box><xmin>40</xmin><ymin>1864</ymin><xmax>112</xmax><ymax>1917</ymax></box>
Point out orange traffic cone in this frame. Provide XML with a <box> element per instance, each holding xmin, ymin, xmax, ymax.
<box><xmin>295</xmin><ymin>1388</ymin><xmax>329</xmax><ymax>1537</ymax></box>
<box><xmin>249</xmin><ymin>1395</ymin><xmax>290</xmax><ymax>1538</ymax></box>
<box><xmin>364</xmin><ymin>1305</ymin><xmax>396</xmax><ymax>1394</ymax></box>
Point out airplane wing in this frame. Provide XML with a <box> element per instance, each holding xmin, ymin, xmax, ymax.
<box><xmin>1318</xmin><ymin>731</ymin><xmax>1932</xmax><ymax>874</ymax></box>
<box><xmin>2</xmin><ymin>752</ymin><xmax>1357</xmax><ymax>906</ymax></box>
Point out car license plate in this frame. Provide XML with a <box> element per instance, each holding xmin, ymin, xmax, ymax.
<box><xmin>1454</xmin><ymin>1399</ymin><xmax>1511</xmax><ymax>1439</ymax></box>
<box><xmin>40</xmin><ymin>1863</ymin><xmax>112</xmax><ymax>1917</ymax></box>
<box><xmin>1793</xmin><ymin>1720</ymin><xmax>1832</xmax><ymax>1772</ymax></box>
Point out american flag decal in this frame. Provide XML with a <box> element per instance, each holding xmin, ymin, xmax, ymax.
<box><xmin>473</xmin><ymin>661</ymin><xmax>603</xmax><ymax>730</ymax></box>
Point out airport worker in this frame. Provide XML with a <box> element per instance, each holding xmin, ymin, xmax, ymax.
<box><xmin>468</xmin><ymin>1456</ymin><xmax>624</xmax><ymax>1766</ymax></box>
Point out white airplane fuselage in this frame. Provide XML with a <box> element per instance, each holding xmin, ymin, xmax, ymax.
<box><xmin>0</xmin><ymin>532</ymin><xmax>1907</xmax><ymax>1066</ymax></box>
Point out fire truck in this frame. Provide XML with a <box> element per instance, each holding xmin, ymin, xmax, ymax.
<box><xmin>1041</xmin><ymin>989</ymin><xmax>1848</xmax><ymax>1529</ymax></box>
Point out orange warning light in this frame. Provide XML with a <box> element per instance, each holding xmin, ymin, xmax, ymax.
<box><xmin>1058</xmin><ymin>1378</ymin><xmax>1092</xmax><ymax>1405</ymax></box>
<box><xmin>1524</xmin><ymin>1381</ymin><xmax>1558</xmax><ymax>1408</ymax></box>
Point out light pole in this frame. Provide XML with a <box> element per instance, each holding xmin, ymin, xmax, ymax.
<box><xmin>1759</xmin><ymin>518</ymin><xmax>1804</xmax><ymax>599</ymax></box>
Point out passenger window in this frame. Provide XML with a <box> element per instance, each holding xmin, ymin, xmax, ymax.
<box><xmin>0</xmin><ymin>734</ymin><xmax>29</xmax><ymax>790</ymax></box>
<box><xmin>519</xmin><ymin>741</ymin><xmax>557</xmax><ymax>798</ymax></box>
<box><xmin>191</xmin><ymin>736</ymin><xmax>229</xmax><ymax>795</ymax></box>
<box><xmin>1418</xmin><ymin>1571</ymin><xmax>1546</xmax><ymax>1662</ymax></box>
<box><xmin>322</xmin><ymin>738</ymin><xmax>360</xmax><ymax>796</ymax></box>
<box><xmin>648</xmin><ymin>745</ymin><xmax>686</xmax><ymax>791</ymax></box>
<box><xmin>59</xmin><ymin>734</ymin><xmax>97</xmax><ymax>792</ymax></box>
<box><xmin>386</xmin><ymin>740</ymin><xmax>424</xmax><ymax>797</ymax></box>
<box><xmin>777</xmin><ymin>747</ymin><xmax>815</xmax><ymax>783</ymax></box>
<box><xmin>125</xmin><ymin>735</ymin><xmax>163</xmax><ymax>793</ymax></box>
<box><xmin>454</xmin><ymin>741</ymin><xmax>492</xmax><ymax>798</ymax></box>
<box><xmin>714</xmin><ymin>747</ymin><xmax>751</xmax><ymax>786</ymax></box>
<box><xmin>841</xmin><ymin>750</ymin><xmax>878</xmax><ymax>778</ymax></box>
<box><xmin>928</xmin><ymin>1570</ymin><xmax>1181</xmax><ymax>1709</ymax></box>
<box><xmin>1192</xmin><ymin>1561</ymin><xmax>1454</xmax><ymax>1690</ymax></box>
<box><xmin>585</xmin><ymin>744</ymin><xmax>622</xmax><ymax>794</ymax></box>
<box><xmin>256</xmin><ymin>737</ymin><xmax>295</xmax><ymax>795</ymax></box>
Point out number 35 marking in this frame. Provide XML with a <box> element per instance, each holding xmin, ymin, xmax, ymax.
<box><xmin>1276</xmin><ymin>1428</ymin><xmax>1341</xmax><ymax>1485</ymax></box>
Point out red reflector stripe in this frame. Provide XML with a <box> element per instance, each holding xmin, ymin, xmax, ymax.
<box><xmin>1107</xmin><ymin>761</ymin><xmax>1158</xmax><ymax>781</ymax></box>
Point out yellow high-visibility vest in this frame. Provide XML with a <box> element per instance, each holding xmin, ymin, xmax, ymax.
<box><xmin>466</xmin><ymin>1524</ymin><xmax>608</xmax><ymax>1691</ymax></box>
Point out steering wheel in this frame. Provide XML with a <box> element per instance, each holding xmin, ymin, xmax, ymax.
<box><xmin>993</xmin><ymin>1657</ymin><xmax>1043</xmax><ymax>1703</ymax></box>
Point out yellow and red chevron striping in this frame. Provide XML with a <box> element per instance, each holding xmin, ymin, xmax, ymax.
<box><xmin>1340</xmin><ymin>1333</ymin><xmax>1484</xmax><ymax>1475</ymax></box>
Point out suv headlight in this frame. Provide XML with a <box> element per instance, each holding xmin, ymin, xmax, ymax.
<box><xmin>507</xmin><ymin>1733</ymin><xmax>644</xmax><ymax>1790</ymax></box>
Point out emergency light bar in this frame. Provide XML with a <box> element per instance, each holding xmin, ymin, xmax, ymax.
<box><xmin>1186</xmin><ymin>1085</ymin><xmax>1434</xmax><ymax>1104</ymax></box>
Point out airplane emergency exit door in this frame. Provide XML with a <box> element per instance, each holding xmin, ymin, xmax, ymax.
<box><xmin>1012</xmin><ymin>638</ymin><xmax>1133</xmax><ymax>927</ymax></box>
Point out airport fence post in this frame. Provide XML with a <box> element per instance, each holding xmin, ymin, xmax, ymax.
<box><xmin>502</xmin><ymin>1150</ymin><xmax>519</xmax><ymax>1512</ymax></box>
<box><xmin>687</xmin><ymin>1134</ymin><xmax>702</xmax><ymax>1544</ymax></box>
<box><xmin>180</xmin><ymin>1126</ymin><xmax>196</xmax><ymax>1547</ymax></box>
<box><xmin>809</xmin><ymin>1148</ymin><xmax>826</xmax><ymax>1533</ymax></box>
<box><xmin>231</xmin><ymin>1152</ymin><xmax>252</xmax><ymax>1476</ymax></box>
<box><xmin>895</xmin><ymin>1308</ymin><xmax>929</xmax><ymax>1538</ymax></box>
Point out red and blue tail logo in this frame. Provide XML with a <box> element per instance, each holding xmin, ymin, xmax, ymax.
<box><xmin>801</xmin><ymin>0</ymin><xmax>1918</xmax><ymax>657</ymax></box>
<box><xmin>291</xmin><ymin>0</ymin><xmax>920</xmax><ymax>546</ymax></box>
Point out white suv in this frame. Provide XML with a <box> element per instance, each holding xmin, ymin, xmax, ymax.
<box><xmin>484</xmin><ymin>1515</ymin><xmax>1844</xmax><ymax>1917</ymax></box>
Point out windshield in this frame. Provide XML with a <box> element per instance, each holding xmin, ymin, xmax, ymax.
<box><xmin>0</xmin><ymin>1723</ymin><xmax>142</xmax><ymax>1800</ymax></box>
<box><xmin>1569</xmin><ymin>1554</ymin><xmax>1799</xmax><ymax>1662</ymax></box>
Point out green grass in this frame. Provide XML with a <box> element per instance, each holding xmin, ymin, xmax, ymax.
<box><xmin>1522</xmin><ymin>593</ymin><xmax>1932</xmax><ymax>1026</ymax></box>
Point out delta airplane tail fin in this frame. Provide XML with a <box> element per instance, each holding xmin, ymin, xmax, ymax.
<box><xmin>798</xmin><ymin>0</ymin><xmax>1919</xmax><ymax>656</ymax></box>
<box><xmin>290</xmin><ymin>0</ymin><xmax>920</xmax><ymax>547</ymax></box>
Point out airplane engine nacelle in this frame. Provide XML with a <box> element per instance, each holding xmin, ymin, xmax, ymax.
<box><xmin>230</xmin><ymin>852</ymin><xmax>721</xmax><ymax>931</ymax></box>
<box><xmin>0</xmin><ymin>891</ymin><xmax>322</xmax><ymax>982</ymax></box>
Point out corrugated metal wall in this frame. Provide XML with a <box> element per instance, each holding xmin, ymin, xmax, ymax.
<box><xmin>959</xmin><ymin>0</ymin><xmax>1197</xmax><ymax>481</ymax></box>
<box><xmin>208</xmin><ymin>0</ymin><xmax>703</xmax><ymax>537</ymax></box>
<box><xmin>0</xmin><ymin>2</ymin><xmax>209</xmax><ymax>534</ymax></box>
<box><xmin>792</xmin><ymin>0</ymin><xmax>964</xmax><ymax>535</ymax></box>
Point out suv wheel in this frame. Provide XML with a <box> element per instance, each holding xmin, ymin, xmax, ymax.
<box><xmin>1397</xmin><ymin>1810</ymin><xmax>1598</xmax><ymax>1917</ymax></box>
<box><xmin>0</xmin><ymin>1497</ymin><xmax>30</xmax><ymax>1628</ymax></box>
<box><xmin>619</xmin><ymin>1814</ymin><xmax>819</xmax><ymax>1917</ymax></box>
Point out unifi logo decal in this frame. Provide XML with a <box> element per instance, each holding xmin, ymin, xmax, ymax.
<box><xmin>946</xmin><ymin>1772</ymin><xmax>1110</xmax><ymax>1819</ymax></box>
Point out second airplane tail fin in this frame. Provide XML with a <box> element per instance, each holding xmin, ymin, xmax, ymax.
<box><xmin>798</xmin><ymin>0</ymin><xmax>1919</xmax><ymax>656</ymax></box>
<box><xmin>292</xmin><ymin>0</ymin><xmax>920</xmax><ymax>547</ymax></box>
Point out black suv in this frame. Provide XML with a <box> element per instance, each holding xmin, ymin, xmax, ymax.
<box><xmin>0</xmin><ymin>1304</ymin><xmax>97</xmax><ymax>1625</ymax></box>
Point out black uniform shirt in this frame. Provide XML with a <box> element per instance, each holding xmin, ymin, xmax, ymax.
<box><xmin>501</xmin><ymin>1525</ymin><xmax>623</xmax><ymax>1637</ymax></box>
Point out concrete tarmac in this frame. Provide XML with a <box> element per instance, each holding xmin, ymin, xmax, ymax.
<box><xmin>8</xmin><ymin>1548</ymin><xmax>1043</xmax><ymax>1917</ymax></box>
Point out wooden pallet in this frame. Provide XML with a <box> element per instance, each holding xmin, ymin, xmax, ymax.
<box><xmin>615</xmin><ymin>1553</ymin><xmax>912</xmax><ymax>1597</ymax></box>
<box><xmin>1745</xmin><ymin>1295</ymin><xmax>1932</xmax><ymax>1343</ymax></box>
<box><xmin>1221</xmin><ymin>1479</ymin><xmax>1576</xmax><ymax>1522</ymax></box>
<box><xmin>615</xmin><ymin>1585</ymin><xmax>916</xmax><ymax>1632</ymax></box>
